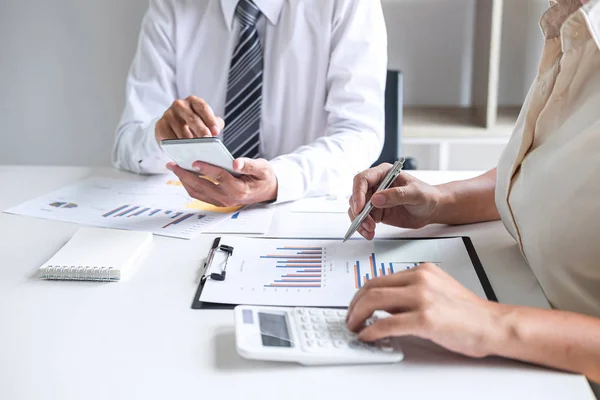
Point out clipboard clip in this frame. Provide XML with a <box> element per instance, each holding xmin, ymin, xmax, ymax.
<box><xmin>201</xmin><ymin>243</ymin><xmax>234</xmax><ymax>283</ymax></box>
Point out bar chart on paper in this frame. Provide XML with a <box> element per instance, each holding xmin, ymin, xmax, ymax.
<box><xmin>261</xmin><ymin>246</ymin><xmax>325</xmax><ymax>289</ymax></box>
<box><xmin>352</xmin><ymin>255</ymin><xmax>441</xmax><ymax>289</ymax></box>
<box><xmin>4</xmin><ymin>177</ymin><xmax>232</xmax><ymax>239</ymax></box>
<box><xmin>198</xmin><ymin>237</ymin><xmax>446</xmax><ymax>307</ymax></box>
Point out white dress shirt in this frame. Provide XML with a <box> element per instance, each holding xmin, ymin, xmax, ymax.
<box><xmin>495</xmin><ymin>0</ymin><xmax>600</xmax><ymax>394</ymax></box>
<box><xmin>113</xmin><ymin>0</ymin><xmax>387</xmax><ymax>203</ymax></box>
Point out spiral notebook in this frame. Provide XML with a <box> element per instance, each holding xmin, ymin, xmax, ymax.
<box><xmin>39</xmin><ymin>227</ymin><xmax>153</xmax><ymax>281</ymax></box>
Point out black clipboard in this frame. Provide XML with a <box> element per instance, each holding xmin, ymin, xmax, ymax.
<box><xmin>191</xmin><ymin>236</ymin><xmax>498</xmax><ymax>310</ymax></box>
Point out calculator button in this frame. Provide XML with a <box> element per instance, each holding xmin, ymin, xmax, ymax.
<box><xmin>306</xmin><ymin>339</ymin><xmax>315</xmax><ymax>347</ymax></box>
<box><xmin>309</xmin><ymin>309</ymin><xmax>320</xmax><ymax>315</ymax></box>
<box><xmin>323</xmin><ymin>310</ymin><xmax>335</xmax><ymax>316</ymax></box>
<box><xmin>304</xmin><ymin>332</ymin><xmax>315</xmax><ymax>339</ymax></box>
<box><xmin>311</xmin><ymin>316</ymin><xmax>323</xmax><ymax>323</ymax></box>
<box><xmin>348</xmin><ymin>340</ymin><xmax>362</xmax><ymax>349</ymax></box>
<box><xmin>314</xmin><ymin>324</ymin><xmax>327</xmax><ymax>331</ymax></box>
<box><xmin>333</xmin><ymin>340</ymin><xmax>346</xmax><ymax>348</ymax></box>
<box><xmin>336</xmin><ymin>311</ymin><xmax>347</xmax><ymax>317</ymax></box>
<box><xmin>315</xmin><ymin>332</ymin><xmax>330</xmax><ymax>340</ymax></box>
<box><xmin>330</xmin><ymin>331</ymin><xmax>345</xmax><ymax>340</ymax></box>
<box><xmin>325</xmin><ymin>317</ymin><xmax>339</xmax><ymax>324</ymax></box>
<box><xmin>302</xmin><ymin>324</ymin><xmax>313</xmax><ymax>331</ymax></box>
<box><xmin>296</xmin><ymin>309</ymin><xmax>307</xmax><ymax>315</ymax></box>
<box><xmin>317</xmin><ymin>340</ymin><xmax>329</xmax><ymax>348</ymax></box>
<box><xmin>300</xmin><ymin>316</ymin><xmax>309</xmax><ymax>323</ymax></box>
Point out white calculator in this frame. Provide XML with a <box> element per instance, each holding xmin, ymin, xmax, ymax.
<box><xmin>233</xmin><ymin>306</ymin><xmax>404</xmax><ymax>365</ymax></box>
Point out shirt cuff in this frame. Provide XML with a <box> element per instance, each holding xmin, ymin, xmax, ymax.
<box><xmin>269</xmin><ymin>157</ymin><xmax>307</xmax><ymax>204</ymax></box>
<box><xmin>138</xmin><ymin>117</ymin><xmax>171</xmax><ymax>174</ymax></box>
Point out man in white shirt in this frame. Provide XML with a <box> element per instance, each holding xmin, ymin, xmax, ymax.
<box><xmin>113</xmin><ymin>0</ymin><xmax>387</xmax><ymax>206</ymax></box>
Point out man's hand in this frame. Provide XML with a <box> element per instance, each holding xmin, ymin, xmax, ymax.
<box><xmin>155</xmin><ymin>96</ymin><xmax>225</xmax><ymax>142</ymax></box>
<box><xmin>346</xmin><ymin>263</ymin><xmax>503</xmax><ymax>358</ymax></box>
<box><xmin>348</xmin><ymin>163</ymin><xmax>444</xmax><ymax>240</ymax></box>
<box><xmin>166</xmin><ymin>158</ymin><xmax>278</xmax><ymax>206</ymax></box>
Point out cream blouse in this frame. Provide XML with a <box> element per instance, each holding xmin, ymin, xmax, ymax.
<box><xmin>497</xmin><ymin>0</ymin><xmax>600</xmax><ymax>318</ymax></box>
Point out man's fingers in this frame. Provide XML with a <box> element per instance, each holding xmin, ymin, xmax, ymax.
<box><xmin>188</xmin><ymin>96</ymin><xmax>221</xmax><ymax>136</ymax></box>
<box><xmin>192</xmin><ymin>161</ymin><xmax>235</xmax><ymax>185</ymax></box>
<box><xmin>180</xmin><ymin>181</ymin><xmax>225</xmax><ymax>207</ymax></box>
<box><xmin>233</xmin><ymin>158</ymin><xmax>269</xmax><ymax>178</ymax></box>
<box><xmin>371</xmin><ymin>182</ymin><xmax>424</xmax><ymax>209</ymax></box>
<box><xmin>171</xmin><ymin>99</ymin><xmax>212</xmax><ymax>137</ymax></box>
<box><xmin>357</xmin><ymin>313</ymin><xmax>423</xmax><ymax>343</ymax></box>
<box><xmin>167</xmin><ymin>163</ymin><xmax>225</xmax><ymax>200</ymax></box>
<box><xmin>346</xmin><ymin>287</ymin><xmax>420</xmax><ymax>332</ymax></box>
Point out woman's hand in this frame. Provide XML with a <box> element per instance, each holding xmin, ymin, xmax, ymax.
<box><xmin>346</xmin><ymin>263</ymin><xmax>503</xmax><ymax>358</ymax></box>
<box><xmin>348</xmin><ymin>164</ymin><xmax>445</xmax><ymax>240</ymax></box>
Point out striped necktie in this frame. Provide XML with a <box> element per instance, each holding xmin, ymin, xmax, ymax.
<box><xmin>222</xmin><ymin>0</ymin><xmax>263</xmax><ymax>159</ymax></box>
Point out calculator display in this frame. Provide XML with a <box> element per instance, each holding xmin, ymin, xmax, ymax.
<box><xmin>258</xmin><ymin>313</ymin><xmax>292</xmax><ymax>347</ymax></box>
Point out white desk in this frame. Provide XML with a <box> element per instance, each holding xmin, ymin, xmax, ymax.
<box><xmin>0</xmin><ymin>166</ymin><xmax>595</xmax><ymax>400</ymax></box>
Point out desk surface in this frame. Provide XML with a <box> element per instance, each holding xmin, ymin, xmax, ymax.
<box><xmin>0</xmin><ymin>166</ymin><xmax>595</xmax><ymax>400</ymax></box>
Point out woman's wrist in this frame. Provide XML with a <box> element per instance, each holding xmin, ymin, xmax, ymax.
<box><xmin>479</xmin><ymin>301</ymin><xmax>519</xmax><ymax>358</ymax></box>
<box><xmin>430</xmin><ymin>183</ymin><xmax>458</xmax><ymax>225</ymax></box>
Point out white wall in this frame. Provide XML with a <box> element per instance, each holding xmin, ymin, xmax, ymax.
<box><xmin>0</xmin><ymin>0</ymin><xmax>548</xmax><ymax>167</ymax></box>
<box><xmin>0</xmin><ymin>0</ymin><xmax>148</xmax><ymax>166</ymax></box>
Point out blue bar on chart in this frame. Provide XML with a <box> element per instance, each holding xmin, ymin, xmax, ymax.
<box><xmin>380</xmin><ymin>263</ymin><xmax>386</xmax><ymax>276</ymax></box>
<box><xmin>170</xmin><ymin>212</ymin><xmax>183</xmax><ymax>219</ymax></box>
<box><xmin>231</xmin><ymin>212</ymin><xmax>240</xmax><ymax>219</ymax></box>
<box><xmin>116</xmin><ymin>206</ymin><xmax>139</xmax><ymax>217</ymax></box>
<box><xmin>102</xmin><ymin>205</ymin><xmax>129</xmax><ymax>217</ymax></box>
<box><xmin>162</xmin><ymin>213</ymin><xmax>194</xmax><ymax>229</ymax></box>
<box><xmin>129</xmin><ymin>207</ymin><xmax>150</xmax><ymax>217</ymax></box>
<box><xmin>263</xmin><ymin>245</ymin><xmax>324</xmax><ymax>288</ymax></box>
<box><xmin>149</xmin><ymin>209</ymin><xmax>161</xmax><ymax>216</ymax></box>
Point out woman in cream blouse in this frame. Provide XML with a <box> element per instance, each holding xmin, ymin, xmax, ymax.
<box><xmin>346</xmin><ymin>0</ymin><xmax>600</xmax><ymax>394</ymax></box>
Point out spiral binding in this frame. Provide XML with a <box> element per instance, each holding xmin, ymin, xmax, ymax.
<box><xmin>42</xmin><ymin>265</ymin><xmax>116</xmax><ymax>281</ymax></box>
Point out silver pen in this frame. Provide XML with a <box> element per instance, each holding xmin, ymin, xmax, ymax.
<box><xmin>343</xmin><ymin>158</ymin><xmax>405</xmax><ymax>242</ymax></box>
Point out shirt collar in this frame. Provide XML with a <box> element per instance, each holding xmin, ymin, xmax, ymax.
<box><xmin>220</xmin><ymin>0</ymin><xmax>284</xmax><ymax>31</ymax></box>
<box><xmin>542</xmin><ymin>0</ymin><xmax>600</xmax><ymax>48</ymax></box>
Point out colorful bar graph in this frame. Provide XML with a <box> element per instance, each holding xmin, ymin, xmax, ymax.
<box><xmin>102</xmin><ymin>205</ymin><xmax>129</xmax><ymax>217</ymax></box>
<box><xmin>163</xmin><ymin>213</ymin><xmax>194</xmax><ymax>228</ymax></box>
<box><xmin>264</xmin><ymin>284</ymin><xmax>321</xmax><ymax>288</ymax></box>
<box><xmin>262</xmin><ymin>255</ymin><xmax>322</xmax><ymax>259</ymax></box>
<box><xmin>276</xmin><ymin>247</ymin><xmax>322</xmax><ymax>251</ymax></box>
<box><xmin>116</xmin><ymin>206</ymin><xmax>139</xmax><ymax>217</ymax></box>
<box><xmin>130</xmin><ymin>207</ymin><xmax>150</xmax><ymax>217</ymax></box>
<box><xmin>276</xmin><ymin>265</ymin><xmax>322</xmax><ymax>268</ymax></box>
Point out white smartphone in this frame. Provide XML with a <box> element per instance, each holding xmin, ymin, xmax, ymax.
<box><xmin>160</xmin><ymin>137</ymin><xmax>238</xmax><ymax>176</ymax></box>
<box><xmin>234</xmin><ymin>305</ymin><xmax>404</xmax><ymax>366</ymax></box>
